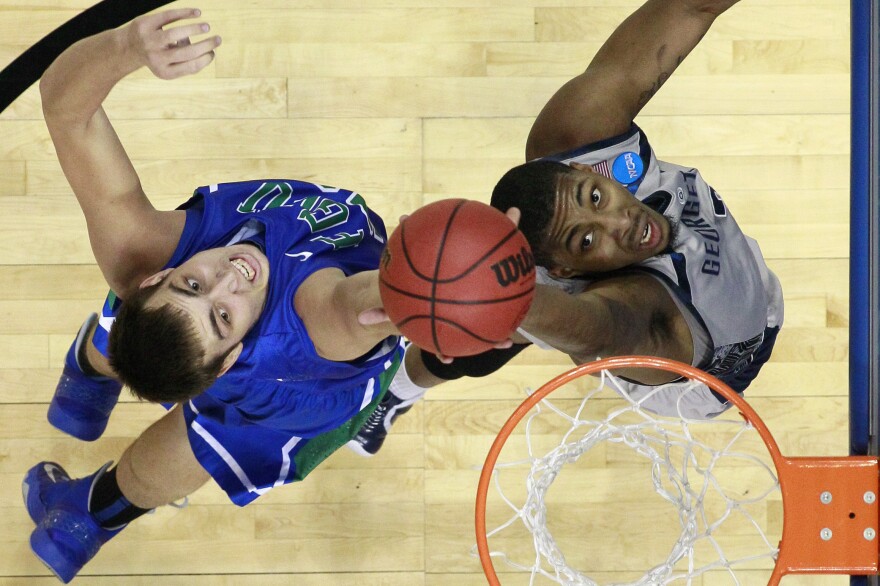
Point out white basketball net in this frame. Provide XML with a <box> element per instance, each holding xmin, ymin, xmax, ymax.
<box><xmin>479</xmin><ymin>369</ymin><xmax>782</xmax><ymax>585</ymax></box>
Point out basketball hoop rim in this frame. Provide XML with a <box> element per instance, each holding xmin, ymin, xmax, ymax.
<box><xmin>473</xmin><ymin>355</ymin><xmax>788</xmax><ymax>585</ymax></box>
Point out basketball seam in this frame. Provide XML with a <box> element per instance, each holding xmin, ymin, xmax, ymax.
<box><xmin>393</xmin><ymin>315</ymin><xmax>507</xmax><ymax>344</ymax></box>
<box><xmin>431</xmin><ymin>199</ymin><xmax>467</xmax><ymax>355</ymax></box>
<box><xmin>395</xmin><ymin>204</ymin><xmax>525</xmax><ymax>284</ymax></box>
<box><xmin>386</xmin><ymin>199</ymin><xmax>535</xmax><ymax>356</ymax></box>
<box><xmin>378</xmin><ymin>277</ymin><xmax>534</xmax><ymax>306</ymax></box>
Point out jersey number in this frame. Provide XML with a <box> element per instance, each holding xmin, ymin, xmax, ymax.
<box><xmin>297</xmin><ymin>195</ymin><xmax>365</xmax><ymax>250</ymax></box>
<box><xmin>238</xmin><ymin>182</ymin><xmax>375</xmax><ymax>250</ymax></box>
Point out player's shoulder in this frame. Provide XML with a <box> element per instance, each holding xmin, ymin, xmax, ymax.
<box><xmin>196</xmin><ymin>179</ymin><xmax>354</xmax><ymax>205</ymax></box>
<box><xmin>541</xmin><ymin>125</ymin><xmax>644</xmax><ymax>164</ymax></box>
<box><xmin>540</xmin><ymin>125</ymin><xmax>657</xmax><ymax>194</ymax></box>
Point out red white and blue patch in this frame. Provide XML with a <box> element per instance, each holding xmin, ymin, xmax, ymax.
<box><xmin>592</xmin><ymin>158</ymin><xmax>611</xmax><ymax>179</ymax></box>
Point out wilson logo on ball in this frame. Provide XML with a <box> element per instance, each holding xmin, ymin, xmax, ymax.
<box><xmin>489</xmin><ymin>247</ymin><xmax>534</xmax><ymax>287</ymax></box>
<box><xmin>378</xmin><ymin>198</ymin><xmax>536</xmax><ymax>357</ymax></box>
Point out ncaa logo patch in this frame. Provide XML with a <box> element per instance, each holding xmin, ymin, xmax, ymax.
<box><xmin>611</xmin><ymin>151</ymin><xmax>644</xmax><ymax>186</ymax></box>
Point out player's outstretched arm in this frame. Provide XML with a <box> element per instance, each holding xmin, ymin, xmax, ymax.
<box><xmin>519</xmin><ymin>275</ymin><xmax>694</xmax><ymax>385</ymax></box>
<box><xmin>40</xmin><ymin>8</ymin><xmax>221</xmax><ymax>297</ymax></box>
<box><xmin>296</xmin><ymin>268</ymin><xmax>401</xmax><ymax>362</ymax></box>
<box><xmin>526</xmin><ymin>0</ymin><xmax>740</xmax><ymax>160</ymax></box>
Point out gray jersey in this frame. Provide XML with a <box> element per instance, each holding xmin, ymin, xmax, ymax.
<box><xmin>519</xmin><ymin>125</ymin><xmax>783</xmax><ymax>418</ymax></box>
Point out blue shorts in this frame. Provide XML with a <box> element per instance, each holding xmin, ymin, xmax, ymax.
<box><xmin>172</xmin><ymin>351</ymin><xmax>402</xmax><ymax>507</ymax></box>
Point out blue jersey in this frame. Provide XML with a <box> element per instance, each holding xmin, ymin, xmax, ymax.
<box><xmin>110</xmin><ymin>180</ymin><xmax>402</xmax><ymax>437</ymax></box>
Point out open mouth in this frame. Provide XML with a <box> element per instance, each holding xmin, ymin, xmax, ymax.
<box><xmin>230</xmin><ymin>256</ymin><xmax>258</xmax><ymax>282</ymax></box>
<box><xmin>640</xmin><ymin>222</ymin><xmax>652</xmax><ymax>245</ymax></box>
<box><xmin>637</xmin><ymin>215</ymin><xmax>663</xmax><ymax>252</ymax></box>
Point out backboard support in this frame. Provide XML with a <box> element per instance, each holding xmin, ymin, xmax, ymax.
<box><xmin>849</xmin><ymin>1</ymin><xmax>880</xmax><ymax>585</ymax></box>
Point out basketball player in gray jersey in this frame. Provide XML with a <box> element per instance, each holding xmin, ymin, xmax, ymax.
<box><xmin>505</xmin><ymin>131</ymin><xmax>782</xmax><ymax>418</ymax></box>
<box><xmin>349</xmin><ymin>0</ymin><xmax>782</xmax><ymax>455</ymax></box>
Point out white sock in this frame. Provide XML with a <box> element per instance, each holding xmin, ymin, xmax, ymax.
<box><xmin>388</xmin><ymin>352</ymin><xmax>430</xmax><ymax>402</ymax></box>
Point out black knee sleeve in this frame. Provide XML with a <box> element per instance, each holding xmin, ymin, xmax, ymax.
<box><xmin>420</xmin><ymin>343</ymin><xmax>530</xmax><ymax>381</ymax></box>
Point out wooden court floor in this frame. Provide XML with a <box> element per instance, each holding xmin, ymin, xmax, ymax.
<box><xmin>0</xmin><ymin>1</ymin><xmax>853</xmax><ymax>584</ymax></box>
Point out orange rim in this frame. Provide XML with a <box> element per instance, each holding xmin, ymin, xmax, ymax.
<box><xmin>474</xmin><ymin>355</ymin><xmax>787</xmax><ymax>585</ymax></box>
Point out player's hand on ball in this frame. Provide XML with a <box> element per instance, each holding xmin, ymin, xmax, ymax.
<box><xmin>379</xmin><ymin>199</ymin><xmax>535</xmax><ymax>357</ymax></box>
<box><xmin>504</xmin><ymin>207</ymin><xmax>522</xmax><ymax>227</ymax></box>
<box><xmin>125</xmin><ymin>8</ymin><xmax>221</xmax><ymax>79</ymax></box>
<box><xmin>431</xmin><ymin>337</ymin><xmax>515</xmax><ymax>365</ymax></box>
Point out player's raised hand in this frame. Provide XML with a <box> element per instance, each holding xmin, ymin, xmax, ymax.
<box><xmin>125</xmin><ymin>8</ymin><xmax>221</xmax><ymax>79</ymax></box>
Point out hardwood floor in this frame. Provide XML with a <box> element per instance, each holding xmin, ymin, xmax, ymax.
<box><xmin>0</xmin><ymin>1</ymin><xmax>852</xmax><ymax>584</ymax></box>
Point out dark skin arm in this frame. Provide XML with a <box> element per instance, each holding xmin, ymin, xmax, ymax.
<box><xmin>398</xmin><ymin>1</ymin><xmax>743</xmax><ymax>387</ymax></box>
<box><xmin>526</xmin><ymin>0</ymin><xmax>740</xmax><ymax>160</ymax></box>
<box><xmin>404</xmin><ymin>274</ymin><xmax>693</xmax><ymax>387</ymax></box>
<box><xmin>519</xmin><ymin>277</ymin><xmax>693</xmax><ymax>384</ymax></box>
<box><xmin>511</xmin><ymin>0</ymin><xmax>741</xmax><ymax>382</ymax></box>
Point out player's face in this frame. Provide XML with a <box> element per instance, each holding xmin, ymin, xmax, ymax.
<box><xmin>146</xmin><ymin>243</ymin><xmax>270</xmax><ymax>361</ymax></box>
<box><xmin>544</xmin><ymin>163</ymin><xmax>670</xmax><ymax>276</ymax></box>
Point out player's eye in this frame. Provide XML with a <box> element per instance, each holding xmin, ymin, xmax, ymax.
<box><xmin>219</xmin><ymin>309</ymin><xmax>230</xmax><ymax>324</ymax></box>
<box><xmin>582</xmin><ymin>231</ymin><xmax>594</xmax><ymax>250</ymax></box>
<box><xmin>187</xmin><ymin>278</ymin><xmax>201</xmax><ymax>292</ymax></box>
<box><xmin>590</xmin><ymin>188</ymin><xmax>601</xmax><ymax>206</ymax></box>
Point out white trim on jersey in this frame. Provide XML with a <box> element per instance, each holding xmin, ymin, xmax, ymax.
<box><xmin>359</xmin><ymin>378</ymin><xmax>376</xmax><ymax>411</ymax></box>
<box><xmin>190</xmin><ymin>420</ymin><xmax>271</xmax><ymax>498</ymax></box>
<box><xmin>275</xmin><ymin>435</ymin><xmax>304</xmax><ymax>489</ymax></box>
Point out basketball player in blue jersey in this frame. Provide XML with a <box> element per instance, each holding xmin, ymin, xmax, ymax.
<box><xmin>44</xmin><ymin>0</ymin><xmax>778</xmax><ymax>462</ymax></box>
<box><xmin>22</xmin><ymin>9</ymin><xmax>417</xmax><ymax>582</ymax></box>
<box><xmin>348</xmin><ymin>0</ymin><xmax>784</xmax><ymax>456</ymax></box>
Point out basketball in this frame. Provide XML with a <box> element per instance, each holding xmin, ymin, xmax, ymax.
<box><xmin>379</xmin><ymin>198</ymin><xmax>536</xmax><ymax>357</ymax></box>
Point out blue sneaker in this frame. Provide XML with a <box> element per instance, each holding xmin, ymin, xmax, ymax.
<box><xmin>346</xmin><ymin>391</ymin><xmax>416</xmax><ymax>457</ymax></box>
<box><xmin>22</xmin><ymin>461</ymin><xmax>123</xmax><ymax>583</ymax></box>
<box><xmin>47</xmin><ymin>314</ymin><xmax>122</xmax><ymax>441</ymax></box>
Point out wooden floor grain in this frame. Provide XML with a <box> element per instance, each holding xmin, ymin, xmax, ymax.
<box><xmin>0</xmin><ymin>0</ymin><xmax>853</xmax><ymax>584</ymax></box>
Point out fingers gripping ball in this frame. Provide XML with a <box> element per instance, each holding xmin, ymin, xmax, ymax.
<box><xmin>379</xmin><ymin>199</ymin><xmax>536</xmax><ymax>357</ymax></box>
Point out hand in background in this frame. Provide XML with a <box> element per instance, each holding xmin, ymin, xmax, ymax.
<box><xmin>125</xmin><ymin>8</ymin><xmax>221</xmax><ymax>80</ymax></box>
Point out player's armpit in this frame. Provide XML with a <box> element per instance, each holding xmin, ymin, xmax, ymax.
<box><xmin>49</xmin><ymin>110</ymin><xmax>186</xmax><ymax>295</ymax></box>
<box><xmin>79</xmin><ymin>187</ymin><xmax>185</xmax><ymax>297</ymax></box>
<box><xmin>583</xmin><ymin>274</ymin><xmax>693</xmax><ymax>361</ymax></box>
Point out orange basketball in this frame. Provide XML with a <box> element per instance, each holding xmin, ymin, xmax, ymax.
<box><xmin>379</xmin><ymin>199</ymin><xmax>536</xmax><ymax>357</ymax></box>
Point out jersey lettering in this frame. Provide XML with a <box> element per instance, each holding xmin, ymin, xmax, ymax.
<box><xmin>237</xmin><ymin>182</ymin><xmax>294</xmax><ymax>213</ymax></box>
<box><xmin>680</xmin><ymin>172</ymin><xmax>724</xmax><ymax>277</ymax></box>
<box><xmin>347</xmin><ymin>193</ymin><xmax>384</xmax><ymax>244</ymax></box>
<box><xmin>680</xmin><ymin>217</ymin><xmax>720</xmax><ymax>242</ymax></box>
<box><xmin>232</xmin><ymin>180</ymin><xmax>382</xmax><ymax>254</ymax></box>
<box><xmin>311</xmin><ymin>230</ymin><xmax>365</xmax><ymax>250</ymax></box>
<box><xmin>297</xmin><ymin>197</ymin><xmax>349</xmax><ymax>232</ymax></box>
<box><xmin>709</xmin><ymin>188</ymin><xmax>727</xmax><ymax>217</ymax></box>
